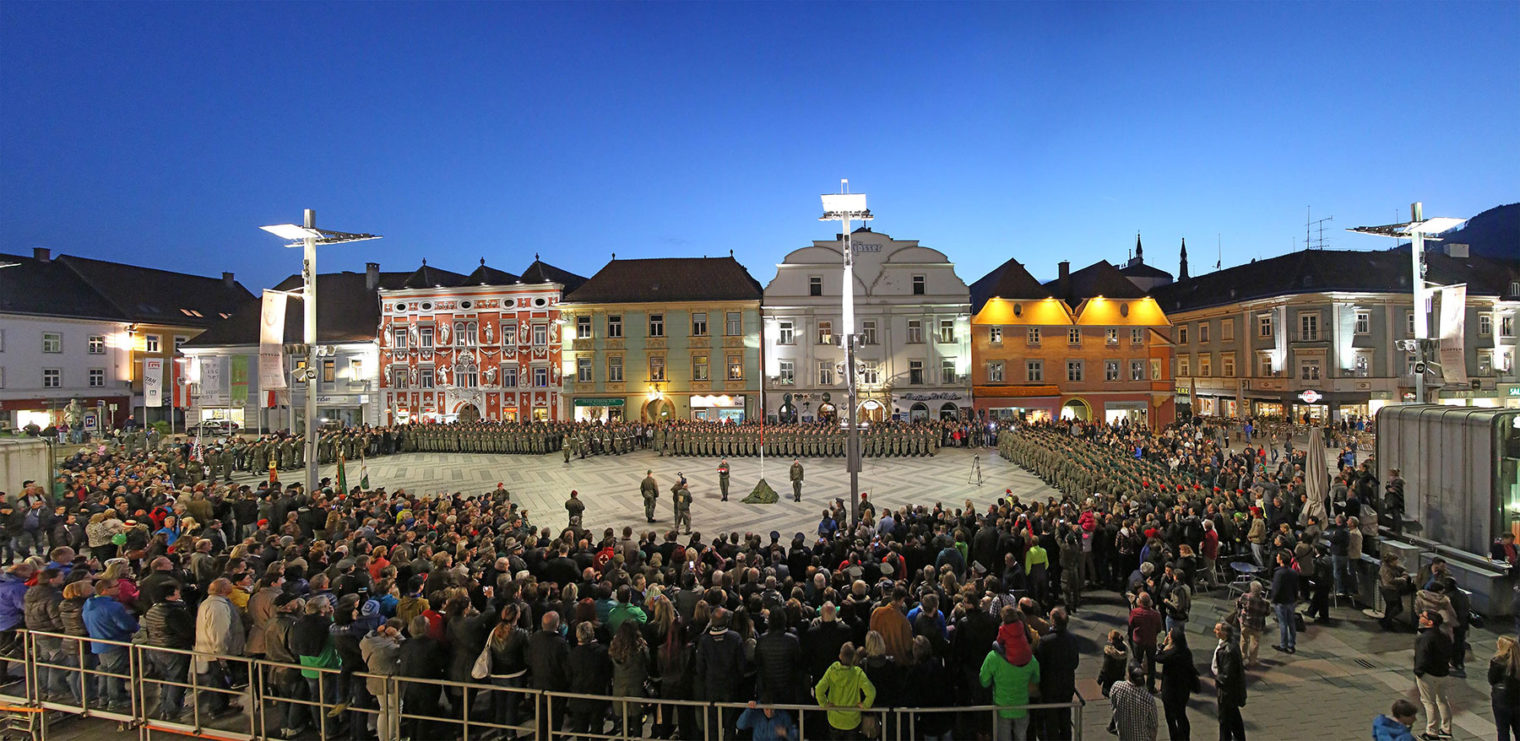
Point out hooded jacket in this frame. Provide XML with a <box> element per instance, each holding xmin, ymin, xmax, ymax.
<box><xmin>359</xmin><ymin>628</ymin><xmax>402</xmax><ymax>696</ymax></box>
<box><xmin>814</xmin><ymin>660</ymin><xmax>876</xmax><ymax>731</ymax></box>
<box><xmin>1371</xmin><ymin>714</ymin><xmax>1417</xmax><ymax>741</ymax></box>
<box><xmin>23</xmin><ymin>582</ymin><xmax>64</xmax><ymax>633</ymax></box>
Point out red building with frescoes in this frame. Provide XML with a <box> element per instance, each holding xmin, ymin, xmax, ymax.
<box><xmin>376</xmin><ymin>258</ymin><xmax>586</xmax><ymax>423</ymax></box>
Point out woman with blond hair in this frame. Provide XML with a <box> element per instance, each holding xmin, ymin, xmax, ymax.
<box><xmin>101</xmin><ymin>559</ymin><xmax>139</xmax><ymax>607</ymax></box>
<box><xmin>1490</xmin><ymin>635</ymin><xmax>1520</xmax><ymax>740</ymax></box>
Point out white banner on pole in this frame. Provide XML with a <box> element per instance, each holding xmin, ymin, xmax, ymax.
<box><xmin>259</xmin><ymin>291</ymin><xmax>289</xmax><ymax>390</ymax></box>
<box><xmin>199</xmin><ymin>356</ymin><xmax>230</xmax><ymax>405</ymax></box>
<box><xmin>1437</xmin><ymin>284</ymin><xmax>1467</xmax><ymax>385</ymax></box>
<box><xmin>144</xmin><ymin>358</ymin><xmax>165</xmax><ymax>408</ymax></box>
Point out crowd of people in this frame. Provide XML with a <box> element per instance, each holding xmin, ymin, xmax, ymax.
<box><xmin>0</xmin><ymin>411</ymin><xmax>1516</xmax><ymax>741</ymax></box>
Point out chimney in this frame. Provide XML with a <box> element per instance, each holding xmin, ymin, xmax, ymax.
<box><xmin>365</xmin><ymin>262</ymin><xmax>380</xmax><ymax>291</ymax></box>
<box><xmin>1056</xmin><ymin>260</ymin><xmax>1070</xmax><ymax>298</ymax></box>
<box><xmin>33</xmin><ymin>247</ymin><xmax>50</xmax><ymax>262</ymax></box>
<box><xmin>222</xmin><ymin>271</ymin><xmax>236</xmax><ymax>288</ymax></box>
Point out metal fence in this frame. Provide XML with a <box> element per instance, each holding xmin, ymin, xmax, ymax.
<box><xmin>0</xmin><ymin>629</ymin><xmax>1085</xmax><ymax>740</ymax></box>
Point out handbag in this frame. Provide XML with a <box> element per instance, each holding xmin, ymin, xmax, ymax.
<box><xmin>860</xmin><ymin>714</ymin><xmax>880</xmax><ymax>739</ymax></box>
<box><xmin>470</xmin><ymin>641</ymin><xmax>493</xmax><ymax>680</ymax></box>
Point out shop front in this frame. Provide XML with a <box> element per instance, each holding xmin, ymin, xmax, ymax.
<box><xmin>314</xmin><ymin>394</ymin><xmax>369</xmax><ymax>428</ymax></box>
<box><xmin>768</xmin><ymin>391</ymin><xmax>838</xmax><ymax>424</ymax></box>
<box><xmin>691</xmin><ymin>394</ymin><xmax>746</xmax><ymax>423</ymax></box>
<box><xmin>893</xmin><ymin>391</ymin><xmax>969</xmax><ymax>422</ymax></box>
<box><xmin>1</xmin><ymin>396</ymin><xmax>131</xmax><ymax>433</ymax></box>
<box><xmin>1102</xmin><ymin>400</ymin><xmax>1150</xmax><ymax>425</ymax></box>
<box><xmin>573</xmin><ymin>397</ymin><xmax>626</xmax><ymax>423</ymax></box>
<box><xmin>972</xmin><ymin>386</ymin><xmax>1060</xmax><ymax>423</ymax></box>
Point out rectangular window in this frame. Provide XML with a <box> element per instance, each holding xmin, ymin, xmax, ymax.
<box><xmin>941</xmin><ymin>359</ymin><xmax>957</xmax><ymax>385</ymax></box>
<box><xmin>1258</xmin><ymin>314</ymin><xmax>1272</xmax><ymax>338</ymax></box>
<box><xmin>1257</xmin><ymin>352</ymin><xmax>1274</xmax><ymax>377</ymax></box>
<box><xmin>502</xmin><ymin>365</ymin><xmax>518</xmax><ymax>388</ymax></box>
<box><xmin>778</xmin><ymin>359</ymin><xmax>795</xmax><ymax>385</ymax></box>
<box><xmin>1068</xmin><ymin>328</ymin><xmax>1081</xmax><ymax>346</ymax></box>
<box><xmin>608</xmin><ymin>315</ymin><xmax>623</xmax><ymax>339</ymax></box>
<box><xmin>861</xmin><ymin>320</ymin><xmax>878</xmax><ymax>345</ymax></box>
<box><xmin>1027</xmin><ymin>328</ymin><xmax>1041</xmax><ymax>346</ymax></box>
<box><xmin>174</xmin><ymin>335</ymin><xmax>187</xmax><ymax>352</ymax></box>
<box><xmin>502</xmin><ymin>324</ymin><xmax>516</xmax><ymax>346</ymax></box>
<box><xmin>420</xmin><ymin>326</ymin><xmax>434</xmax><ymax>348</ymax></box>
<box><xmin>1150</xmin><ymin>359</ymin><xmax>1162</xmax><ymax>380</ymax></box>
<box><xmin>1406</xmin><ymin>311</ymin><xmax>1416</xmax><ymax>337</ymax></box>
<box><xmin>989</xmin><ymin>326</ymin><xmax>1003</xmax><ymax>344</ymax></box>
<box><xmin>726</xmin><ymin>354</ymin><xmax>743</xmax><ymax>381</ymax></box>
<box><xmin>43</xmin><ymin>368</ymin><xmax>60</xmax><ymax>388</ymax></box>
<box><xmin>817</xmin><ymin>320</ymin><xmax>834</xmax><ymax>345</ymax></box>
<box><xmin>987</xmin><ymin>361</ymin><xmax>1004</xmax><ymax>382</ymax></box>
<box><xmin>391</xmin><ymin>366</ymin><xmax>409</xmax><ymax>389</ymax></box>
<box><xmin>349</xmin><ymin>358</ymin><xmax>363</xmax><ymax>385</ymax></box>
<box><xmin>1199</xmin><ymin>355</ymin><xmax>1212</xmax><ymax>377</ymax></box>
<box><xmin>1177</xmin><ymin>326</ymin><xmax>1188</xmax><ymax>345</ymax></box>
<box><xmin>809</xmin><ymin>276</ymin><xmax>823</xmax><ymax>296</ymax></box>
<box><xmin>533</xmin><ymin>367</ymin><xmax>548</xmax><ymax>387</ymax></box>
<box><xmin>0</xmin><ymin>329</ymin><xmax>5</xmax><ymax>352</ymax></box>
<box><xmin>577</xmin><ymin>357</ymin><xmax>593</xmax><ymax>383</ymax></box>
<box><xmin>420</xmin><ymin>368</ymin><xmax>435</xmax><ymax>388</ymax></box>
<box><xmin>1221</xmin><ymin>319</ymin><xmax>1235</xmax><ymax>342</ymax></box>
<box><xmin>607</xmin><ymin>356</ymin><xmax>622</xmax><ymax>383</ymax></box>
<box><xmin>392</xmin><ymin>327</ymin><xmax>408</xmax><ymax>349</ymax></box>
<box><xmin>1355</xmin><ymin>311</ymin><xmax>1371</xmax><ymax>335</ymax></box>
<box><xmin>1105</xmin><ymin>328</ymin><xmax>1119</xmax><ymax>345</ymax></box>
<box><xmin>1221</xmin><ymin>355</ymin><xmax>1236</xmax><ymax>377</ymax></box>
<box><xmin>649</xmin><ymin>356</ymin><xmax>666</xmax><ymax>381</ymax></box>
<box><xmin>861</xmin><ymin>362</ymin><xmax>880</xmax><ymax>385</ymax></box>
<box><xmin>1066</xmin><ymin>360</ymin><xmax>1083</xmax><ymax>382</ymax></box>
<box><xmin>1479</xmin><ymin>313</ymin><xmax>1492</xmax><ymax>337</ymax></box>
<box><xmin>0</xmin><ymin>368</ymin><xmax>3</xmax><ymax>389</ymax></box>
<box><xmin>939</xmin><ymin>319</ymin><xmax>955</xmax><ymax>344</ymax></box>
<box><xmin>912</xmin><ymin>275</ymin><xmax>926</xmax><ymax>295</ymax></box>
<box><xmin>1130</xmin><ymin>360</ymin><xmax>1145</xmax><ymax>381</ymax></box>
<box><xmin>778</xmin><ymin>321</ymin><xmax>794</xmax><ymax>345</ymax></box>
<box><xmin>817</xmin><ymin>361</ymin><xmax>834</xmax><ymax>386</ymax></box>
<box><xmin>1199</xmin><ymin>323</ymin><xmax>1210</xmax><ymax>344</ymax></box>
<box><xmin>1026</xmin><ymin>360</ymin><xmax>1043</xmax><ymax>382</ymax></box>
<box><xmin>648</xmin><ymin>314</ymin><xmax>664</xmax><ymax>338</ymax></box>
<box><xmin>42</xmin><ymin>332</ymin><xmax>62</xmax><ymax>353</ymax></box>
<box><xmin>88</xmin><ymin>368</ymin><xmax>105</xmax><ymax>387</ymax></box>
<box><xmin>1299</xmin><ymin>313</ymin><xmax>1319</xmax><ymax>341</ymax></box>
<box><xmin>1300</xmin><ymin>357</ymin><xmax>1321</xmax><ymax>380</ymax></box>
<box><xmin>1503</xmin><ymin>315</ymin><xmax>1515</xmax><ymax>338</ymax></box>
<box><xmin>1178</xmin><ymin>356</ymin><xmax>1191</xmax><ymax>376</ymax></box>
<box><xmin>88</xmin><ymin>335</ymin><xmax>105</xmax><ymax>354</ymax></box>
<box><xmin>906</xmin><ymin>320</ymin><xmax>923</xmax><ymax>344</ymax></box>
<box><xmin>322</xmin><ymin>359</ymin><xmax>336</xmax><ymax>383</ymax></box>
<box><xmin>1131</xmin><ymin>328</ymin><xmax>1145</xmax><ymax>345</ymax></box>
<box><xmin>145</xmin><ymin>334</ymin><xmax>161</xmax><ymax>353</ymax></box>
<box><xmin>576</xmin><ymin>316</ymin><xmax>592</xmax><ymax>340</ymax></box>
<box><xmin>725</xmin><ymin>312</ymin><xmax>741</xmax><ymax>336</ymax></box>
<box><xmin>1353</xmin><ymin>353</ymin><xmax>1370</xmax><ymax>378</ymax></box>
<box><xmin>533</xmin><ymin>324</ymin><xmax>547</xmax><ymax>346</ymax></box>
<box><xmin>692</xmin><ymin>312</ymin><xmax>708</xmax><ymax>337</ymax></box>
<box><xmin>1105</xmin><ymin>360</ymin><xmax>1120</xmax><ymax>381</ymax></box>
<box><xmin>908</xmin><ymin>360</ymin><xmax>924</xmax><ymax>385</ymax></box>
<box><xmin>694</xmin><ymin>355</ymin><xmax>710</xmax><ymax>381</ymax></box>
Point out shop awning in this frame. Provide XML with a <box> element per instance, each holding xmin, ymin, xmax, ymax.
<box><xmin>574</xmin><ymin>398</ymin><xmax>625</xmax><ymax>407</ymax></box>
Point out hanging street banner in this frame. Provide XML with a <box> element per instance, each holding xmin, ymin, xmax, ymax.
<box><xmin>144</xmin><ymin>358</ymin><xmax>165</xmax><ymax>408</ymax></box>
<box><xmin>1438</xmin><ymin>284</ymin><xmax>1467</xmax><ymax>386</ymax></box>
<box><xmin>230</xmin><ymin>355</ymin><xmax>250</xmax><ymax>406</ymax></box>
<box><xmin>259</xmin><ymin>291</ymin><xmax>289</xmax><ymax>390</ymax></box>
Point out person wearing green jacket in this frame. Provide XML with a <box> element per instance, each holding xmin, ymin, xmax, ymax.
<box><xmin>980</xmin><ymin>644</ymin><xmax>1041</xmax><ymax>741</ymax></box>
<box><xmin>814</xmin><ymin>642</ymin><xmax>877</xmax><ymax>736</ymax></box>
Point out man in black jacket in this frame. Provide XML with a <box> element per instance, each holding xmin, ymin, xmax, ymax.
<box><xmin>1414</xmin><ymin>610</ymin><xmax>1453</xmax><ymax>739</ymax></box>
<box><xmin>1269</xmin><ymin>551</ymin><xmax>1298</xmax><ymax>654</ymax></box>
<box><xmin>1212</xmin><ymin>621</ymin><xmax>1247</xmax><ymax>740</ymax></box>
<box><xmin>754</xmin><ymin>612</ymin><xmax>805</xmax><ymax>704</ymax></box>
<box><xmin>1034</xmin><ymin>607</ymin><xmax>1081</xmax><ymax>740</ymax></box>
<box><xmin>695</xmin><ymin>609</ymin><xmax>746</xmax><ymax>738</ymax></box>
<box><xmin>143</xmin><ymin>582</ymin><xmax>195</xmax><ymax>720</ymax></box>
<box><xmin>526</xmin><ymin>612</ymin><xmax>570</xmax><ymax>736</ymax></box>
<box><xmin>397</xmin><ymin>615</ymin><xmax>446</xmax><ymax>741</ymax></box>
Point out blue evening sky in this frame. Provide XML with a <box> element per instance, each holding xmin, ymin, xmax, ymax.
<box><xmin>2</xmin><ymin>1</ymin><xmax>1515</xmax><ymax>291</ymax></box>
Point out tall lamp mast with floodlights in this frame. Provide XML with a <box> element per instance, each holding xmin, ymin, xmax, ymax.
<box><xmin>261</xmin><ymin>210</ymin><xmax>380</xmax><ymax>496</ymax></box>
<box><xmin>820</xmin><ymin>182</ymin><xmax>872</xmax><ymax>528</ymax></box>
<box><xmin>1348</xmin><ymin>202</ymin><xmax>1465</xmax><ymax>406</ymax></box>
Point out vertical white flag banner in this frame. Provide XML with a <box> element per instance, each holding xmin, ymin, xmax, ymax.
<box><xmin>259</xmin><ymin>291</ymin><xmax>289</xmax><ymax>390</ymax></box>
<box><xmin>1438</xmin><ymin>284</ymin><xmax>1467</xmax><ymax>385</ymax></box>
<box><xmin>144</xmin><ymin>358</ymin><xmax>165</xmax><ymax>408</ymax></box>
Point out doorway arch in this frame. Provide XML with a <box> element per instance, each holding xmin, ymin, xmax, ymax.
<box><xmin>455</xmin><ymin>403</ymin><xmax>481</xmax><ymax>423</ymax></box>
<box><xmin>908</xmin><ymin>402</ymin><xmax>929</xmax><ymax>422</ymax></box>
<box><xmin>859</xmin><ymin>399</ymin><xmax>886</xmax><ymax>423</ymax></box>
<box><xmin>939</xmin><ymin>402</ymin><xmax>960</xmax><ymax>420</ymax></box>
<box><xmin>643</xmin><ymin>398</ymin><xmax>675</xmax><ymax>422</ymax></box>
<box><xmin>1060</xmin><ymin>398</ymin><xmax>1092</xmax><ymax>421</ymax></box>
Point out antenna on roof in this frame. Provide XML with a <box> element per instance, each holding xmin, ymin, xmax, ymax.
<box><xmin>1216</xmin><ymin>234</ymin><xmax>1221</xmax><ymax>271</ymax></box>
<box><xmin>1305</xmin><ymin>206</ymin><xmax>1333</xmax><ymax>250</ymax></box>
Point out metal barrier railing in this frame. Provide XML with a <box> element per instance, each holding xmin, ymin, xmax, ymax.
<box><xmin>0</xmin><ymin>630</ymin><xmax>1086</xmax><ymax>741</ymax></box>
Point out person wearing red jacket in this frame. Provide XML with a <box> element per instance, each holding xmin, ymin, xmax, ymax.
<box><xmin>1128</xmin><ymin>592</ymin><xmax>1163</xmax><ymax>693</ymax></box>
<box><xmin>1201</xmin><ymin>520</ymin><xmax>1221</xmax><ymax>589</ymax></box>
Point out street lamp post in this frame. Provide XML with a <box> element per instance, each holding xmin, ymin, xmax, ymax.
<box><xmin>261</xmin><ymin>210</ymin><xmax>379</xmax><ymax>496</ymax></box>
<box><xmin>1348</xmin><ymin>202</ymin><xmax>1466</xmax><ymax>405</ymax></box>
<box><xmin>820</xmin><ymin>182</ymin><xmax>872</xmax><ymax>529</ymax></box>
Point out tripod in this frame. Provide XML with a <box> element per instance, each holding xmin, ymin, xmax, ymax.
<box><xmin>967</xmin><ymin>454</ymin><xmax>983</xmax><ymax>486</ymax></box>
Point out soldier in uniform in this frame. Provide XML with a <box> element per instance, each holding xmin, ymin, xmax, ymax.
<box><xmin>717</xmin><ymin>459</ymin><xmax>730</xmax><ymax>502</ymax></box>
<box><xmin>789</xmin><ymin>459</ymin><xmax>804</xmax><ymax>502</ymax></box>
<box><xmin>640</xmin><ymin>470</ymin><xmax>659</xmax><ymax>523</ymax></box>
<box><xmin>671</xmin><ymin>476</ymin><xmax>692</xmax><ymax>534</ymax></box>
<box><xmin>565</xmin><ymin>489</ymin><xmax>585</xmax><ymax>528</ymax></box>
<box><xmin>563</xmin><ymin>433</ymin><xmax>573</xmax><ymax>463</ymax></box>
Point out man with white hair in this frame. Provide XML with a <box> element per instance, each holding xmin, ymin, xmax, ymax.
<box><xmin>195</xmin><ymin>577</ymin><xmax>245</xmax><ymax>718</ymax></box>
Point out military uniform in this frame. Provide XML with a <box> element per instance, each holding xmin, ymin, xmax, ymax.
<box><xmin>672</xmin><ymin>480</ymin><xmax>692</xmax><ymax>533</ymax></box>
<box><xmin>640</xmin><ymin>472</ymin><xmax>659</xmax><ymax>522</ymax></box>
<box><xmin>789</xmin><ymin>460</ymin><xmax>804</xmax><ymax>502</ymax></box>
<box><xmin>718</xmin><ymin>460</ymin><xmax>730</xmax><ymax>501</ymax></box>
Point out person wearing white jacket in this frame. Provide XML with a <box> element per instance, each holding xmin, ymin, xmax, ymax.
<box><xmin>361</xmin><ymin>619</ymin><xmax>404</xmax><ymax>741</ymax></box>
<box><xmin>195</xmin><ymin>578</ymin><xmax>246</xmax><ymax>718</ymax></box>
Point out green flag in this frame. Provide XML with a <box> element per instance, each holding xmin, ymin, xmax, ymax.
<box><xmin>337</xmin><ymin>453</ymin><xmax>348</xmax><ymax>493</ymax></box>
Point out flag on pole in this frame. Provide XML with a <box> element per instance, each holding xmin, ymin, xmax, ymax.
<box><xmin>359</xmin><ymin>451</ymin><xmax>370</xmax><ymax>490</ymax></box>
<box><xmin>337</xmin><ymin>452</ymin><xmax>348</xmax><ymax>494</ymax></box>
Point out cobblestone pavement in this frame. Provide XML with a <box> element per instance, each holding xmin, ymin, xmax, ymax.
<box><xmin>35</xmin><ymin>447</ymin><xmax>1512</xmax><ymax>740</ymax></box>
